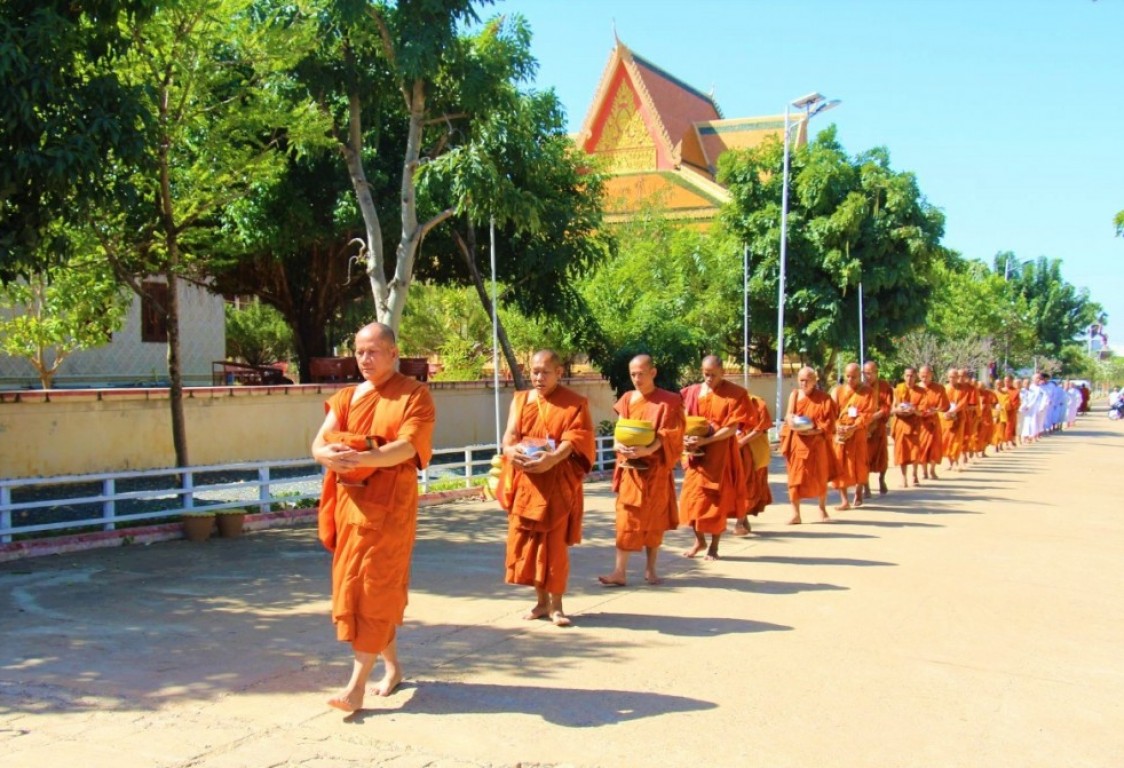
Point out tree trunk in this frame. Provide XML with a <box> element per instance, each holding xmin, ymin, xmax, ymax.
<box><xmin>454</xmin><ymin>225</ymin><xmax>526</xmax><ymax>390</ymax></box>
<box><xmin>341</xmin><ymin>88</ymin><xmax>389</xmax><ymax>320</ymax></box>
<box><xmin>165</xmin><ymin>270</ymin><xmax>189</xmax><ymax>466</ymax></box>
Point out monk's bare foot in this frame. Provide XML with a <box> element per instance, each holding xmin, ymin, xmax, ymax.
<box><xmin>834</xmin><ymin>503</ymin><xmax>851</xmax><ymax>512</ymax></box>
<box><xmin>550</xmin><ymin>610</ymin><xmax>572</xmax><ymax>627</ymax></box>
<box><xmin>733</xmin><ymin>523</ymin><xmax>751</xmax><ymax>537</ymax></box>
<box><xmin>328</xmin><ymin>689</ymin><xmax>363</xmax><ymax>713</ymax></box>
<box><xmin>597</xmin><ymin>574</ymin><xmax>627</xmax><ymax>587</ymax></box>
<box><xmin>787</xmin><ymin>516</ymin><xmax>802</xmax><ymax>525</ymax></box>
<box><xmin>854</xmin><ymin>497</ymin><xmax>864</xmax><ymax>508</ymax></box>
<box><xmin>879</xmin><ymin>478</ymin><xmax>888</xmax><ymax>495</ymax></box>
<box><xmin>522</xmin><ymin>604</ymin><xmax>549</xmax><ymax>620</ymax></box>
<box><xmin>682</xmin><ymin>543</ymin><xmax>705</xmax><ymax>558</ymax></box>
<box><xmin>818</xmin><ymin>514</ymin><xmax>834</xmax><ymax>523</ymax></box>
<box><xmin>704</xmin><ymin>548</ymin><xmax>720</xmax><ymax>561</ymax></box>
<box><xmin>930</xmin><ymin>471</ymin><xmax>940</xmax><ymax>480</ymax></box>
<box><xmin>862</xmin><ymin>484</ymin><xmax>871</xmax><ymax>497</ymax></box>
<box><xmin>644</xmin><ymin>572</ymin><xmax>663</xmax><ymax>585</ymax></box>
<box><xmin>373</xmin><ymin>669</ymin><xmax>402</xmax><ymax>697</ymax></box>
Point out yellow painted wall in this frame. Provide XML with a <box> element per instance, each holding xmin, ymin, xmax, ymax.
<box><xmin>0</xmin><ymin>379</ymin><xmax>622</xmax><ymax>479</ymax></box>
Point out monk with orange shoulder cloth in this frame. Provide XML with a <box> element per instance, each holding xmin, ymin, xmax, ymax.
<box><xmin>679</xmin><ymin>355</ymin><xmax>749</xmax><ymax>560</ymax></box>
<box><xmin>498</xmin><ymin>349</ymin><xmax>595</xmax><ymax>628</ymax></box>
<box><xmin>977</xmin><ymin>380</ymin><xmax>998</xmax><ymax>456</ymax></box>
<box><xmin>917</xmin><ymin>365</ymin><xmax>950</xmax><ymax>480</ymax></box>
<box><xmin>1004</xmin><ymin>375</ymin><xmax>1021</xmax><ymax>447</ymax></box>
<box><xmin>735</xmin><ymin>392</ymin><xmax>774</xmax><ymax>536</ymax></box>
<box><xmin>891</xmin><ymin>367</ymin><xmax>926</xmax><ymax>487</ymax></box>
<box><xmin>312</xmin><ymin>322</ymin><xmax>436</xmax><ymax>713</ymax></box>
<box><xmin>829</xmin><ymin>363</ymin><xmax>876</xmax><ymax>511</ymax></box>
<box><xmin>598</xmin><ymin>355</ymin><xmax>684</xmax><ymax>587</ymax></box>
<box><xmin>941</xmin><ymin>368</ymin><xmax>970</xmax><ymax>470</ymax></box>
<box><xmin>781</xmin><ymin>367</ymin><xmax>838</xmax><ymax>524</ymax></box>
<box><xmin>862</xmin><ymin>360</ymin><xmax>893</xmax><ymax>497</ymax></box>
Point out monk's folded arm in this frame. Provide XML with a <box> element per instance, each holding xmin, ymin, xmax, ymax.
<box><xmin>362</xmin><ymin>438</ymin><xmax>418</xmax><ymax>468</ymax></box>
<box><xmin>705</xmin><ymin>425</ymin><xmax>739</xmax><ymax>444</ymax></box>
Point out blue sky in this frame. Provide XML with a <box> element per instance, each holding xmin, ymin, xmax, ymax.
<box><xmin>496</xmin><ymin>0</ymin><xmax>1123</xmax><ymax>351</ymax></box>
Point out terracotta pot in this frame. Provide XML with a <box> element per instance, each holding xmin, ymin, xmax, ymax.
<box><xmin>216</xmin><ymin>512</ymin><xmax>246</xmax><ymax>538</ymax></box>
<box><xmin>182</xmin><ymin>515</ymin><xmax>215</xmax><ymax>543</ymax></box>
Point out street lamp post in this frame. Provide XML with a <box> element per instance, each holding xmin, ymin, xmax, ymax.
<box><xmin>858</xmin><ymin>279</ymin><xmax>865</xmax><ymax>369</ymax></box>
<box><xmin>774</xmin><ymin>92</ymin><xmax>841</xmax><ymax>428</ymax></box>
<box><xmin>743</xmin><ymin>244</ymin><xmax>750</xmax><ymax>389</ymax></box>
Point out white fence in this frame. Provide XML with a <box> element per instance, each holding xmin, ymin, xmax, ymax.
<box><xmin>1</xmin><ymin>438</ymin><xmax>619</xmax><ymax>544</ymax></box>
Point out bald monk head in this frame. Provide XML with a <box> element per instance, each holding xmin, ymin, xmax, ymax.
<box><xmin>530</xmin><ymin>349</ymin><xmax>564</xmax><ymax>396</ymax></box>
<box><xmin>796</xmin><ymin>366</ymin><xmax>818</xmax><ymax>392</ymax></box>
<box><xmin>919</xmin><ymin>365</ymin><xmax>934</xmax><ymax>385</ymax></box>
<box><xmin>701</xmin><ymin>355</ymin><xmax>724</xmax><ymax>389</ymax></box>
<box><xmin>843</xmin><ymin>362</ymin><xmax>861</xmax><ymax>388</ymax></box>
<box><xmin>903</xmin><ymin>367</ymin><xmax>917</xmax><ymax>387</ymax></box>
<box><xmin>862</xmin><ymin>360</ymin><xmax>879</xmax><ymax>384</ymax></box>
<box><xmin>355</xmin><ymin>322</ymin><xmax>399</xmax><ymax>385</ymax></box>
<box><xmin>628</xmin><ymin>354</ymin><xmax>657</xmax><ymax>395</ymax></box>
<box><xmin>946</xmin><ymin>368</ymin><xmax>959</xmax><ymax>385</ymax></box>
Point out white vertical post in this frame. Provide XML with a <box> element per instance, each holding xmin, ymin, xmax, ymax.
<box><xmin>775</xmin><ymin>104</ymin><xmax>792</xmax><ymax>428</ymax></box>
<box><xmin>1</xmin><ymin>485</ymin><xmax>11</xmax><ymax>544</ymax></box>
<box><xmin>257</xmin><ymin>467</ymin><xmax>270</xmax><ymax>514</ymax></box>
<box><xmin>743</xmin><ymin>244</ymin><xmax>750</xmax><ymax>389</ymax></box>
<box><xmin>103</xmin><ymin>478</ymin><xmax>116</xmax><ymax>531</ymax></box>
<box><xmin>858</xmin><ymin>280</ymin><xmax>865</xmax><ymax>369</ymax></box>
<box><xmin>490</xmin><ymin>218</ymin><xmax>501</xmax><ymax>451</ymax></box>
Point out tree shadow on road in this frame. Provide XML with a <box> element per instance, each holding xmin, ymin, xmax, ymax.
<box><xmin>573</xmin><ymin>612</ymin><xmax>792</xmax><ymax>637</ymax></box>
<box><xmin>749</xmin><ymin>555</ymin><xmax>897</xmax><ymax>567</ymax></box>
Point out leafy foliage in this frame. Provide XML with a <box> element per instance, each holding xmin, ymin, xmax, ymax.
<box><xmin>225</xmin><ymin>299</ymin><xmax>294</xmax><ymax>367</ymax></box>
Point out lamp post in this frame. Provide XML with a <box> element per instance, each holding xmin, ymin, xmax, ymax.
<box><xmin>743</xmin><ymin>244</ymin><xmax>750</xmax><ymax>389</ymax></box>
<box><xmin>858</xmin><ymin>279</ymin><xmax>865</xmax><ymax>369</ymax></box>
<box><xmin>489</xmin><ymin>218</ymin><xmax>501</xmax><ymax>450</ymax></box>
<box><xmin>774</xmin><ymin>92</ymin><xmax>841</xmax><ymax>428</ymax></box>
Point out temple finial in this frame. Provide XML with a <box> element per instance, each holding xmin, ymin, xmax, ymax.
<box><xmin>612</xmin><ymin>19</ymin><xmax>620</xmax><ymax>47</ymax></box>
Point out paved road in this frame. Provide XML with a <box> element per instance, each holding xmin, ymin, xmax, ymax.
<box><xmin>2</xmin><ymin>412</ymin><xmax>1122</xmax><ymax>767</ymax></box>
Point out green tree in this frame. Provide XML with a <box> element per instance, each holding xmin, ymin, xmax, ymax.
<box><xmin>1004</xmin><ymin>254</ymin><xmax>1102</xmax><ymax>359</ymax></box>
<box><xmin>0</xmin><ymin>0</ymin><xmax>152</xmax><ymax>277</ymax></box>
<box><xmin>0</xmin><ymin>250</ymin><xmax>129</xmax><ymax>388</ymax></box>
<box><xmin>225</xmin><ymin>299</ymin><xmax>295</xmax><ymax>368</ymax></box>
<box><xmin>1115</xmin><ymin>209</ymin><xmax>1123</xmax><ymax>237</ymax></box>
<box><xmin>719</xmin><ymin>129</ymin><xmax>948</xmax><ymax>371</ymax></box>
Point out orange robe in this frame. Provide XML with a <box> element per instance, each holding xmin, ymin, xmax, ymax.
<box><xmin>918</xmin><ymin>382</ymin><xmax>950</xmax><ymax>464</ymax></box>
<box><xmin>941</xmin><ymin>383</ymin><xmax>970</xmax><ymax>460</ymax></box>
<box><xmin>978</xmin><ymin>388</ymin><xmax>998</xmax><ymax>448</ymax></box>
<box><xmin>679</xmin><ymin>380</ymin><xmax>749</xmax><ymax>534</ymax></box>
<box><xmin>611</xmin><ymin>388</ymin><xmax>684</xmax><ymax>551</ymax></box>
<box><xmin>864</xmin><ymin>377</ymin><xmax>893</xmax><ymax>476</ymax></box>
<box><xmin>1005</xmin><ymin>389</ymin><xmax>1020</xmax><ymax>442</ymax></box>
<box><xmin>318</xmin><ymin>373</ymin><xmax>436</xmax><ymax>654</ymax></box>
<box><xmin>891</xmin><ymin>382</ymin><xmax>926</xmax><ymax>466</ymax></box>
<box><xmin>830</xmin><ymin>383</ymin><xmax>874</xmax><ymax>488</ymax></box>
<box><xmin>739</xmin><ymin>395</ymin><xmax>774</xmax><ymax>516</ymax></box>
<box><xmin>963</xmin><ymin>385</ymin><xmax>982</xmax><ymax>453</ymax></box>
<box><xmin>992</xmin><ymin>389</ymin><xmax>1009</xmax><ymax>447</ymax></box>
<box><xmin>503</xmin><ymin>385</ymin><xmax>595</xmax><ymax>595</ymax></box>
<box><xmin>782</xmin><ymin>388</ymin><xmax>838</xmax><ymax>500</ymax></box>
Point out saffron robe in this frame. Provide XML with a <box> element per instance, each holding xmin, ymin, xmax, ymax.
<box><xmin>941</xmin><ymin>383</ymin><xmax>971</xmax><ymax>460</ymax></box>
<box><xmin>739</xmin><ymin>395</ymin><xmax>774</xmax><ymax>516</ymax></box>
<box><xmin>679</xmin><ymin>380</ymin><xmax>749</xmax><ymax>534</ymax></box>
<box><xmin>978</xmin><ymin>388</ymin><xmax>998</xmax><ymax>447</ymax></box>
<box><xmin>963</xmin><ymin>385</ymin><xmax>982</xmax><ymax>452</ymax></box>
<box><xmin>865</xmin><ymin>377</ymin><xmax>893</xmax><ymax>475</ymax></box>
<box><xmin>611</xmin><ymin>388</ymin><xmax>685</xmax><ymax>551</ymax></box>
<box><xmin>782</xmin><ymin>388</ymin><xmax>838</xmax><ymax>500</ymax></box>
<box><xmin>1005</xmin><ymin>388</ymin><xmax>1021</xmax><ymax>442</ymax></box>
<box><xmin>319</xmin><ymin>373</ymin><xmax>436</xmax><ymax>654</ymax></box>
<box><xmin>830</xmin><ymin>383</ymin><xmax>874</xmax><ymax>489</ymax></box>
<box><xmin>917</xmin><ymin>382</ymin><xmax>950</xmax><ymax>464</ymax></box>
<box><xmin>504</xmin><ymin>385</ymin><xmax>595</xmax><ymax>595</ymax></box>
<box><xmin>891</xmin><ymin>382</ymin><xmax>926</xmax><ymax>466</ymax></box>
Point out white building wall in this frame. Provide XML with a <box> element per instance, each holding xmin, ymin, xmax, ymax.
<box><xmin>0</xmin><ymin>280</ymin><xmax>225</xmax><ymax>389</ymax></box>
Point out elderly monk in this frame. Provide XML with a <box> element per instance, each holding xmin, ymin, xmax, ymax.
<box><xmin>679</xmin><ymin>355</ymin><xmax>749</xmax><ymax>560</ymax></box>
<box><xmin>917</xmin><ymin>365</ymin><xmax>950</xmax><ymax>480</ymax></box>
<box><xmin>735</xmin><ymin>392</ymin><xmax>774</xmax><ymax>536</ymax></box>
<box><xmin>598</xmin><ymin>355</ymin><xmax>684</xmax><ymax>587</ymax></box>
<box><xmin>862</xmin><ymin>360</ymin><xmax>893</xmax><ymax>497</ymax></box>
<box><xmin>961</xmin><ymin>369</ymin><xmax>982</xmax><ymax>461</ymax></box>
<box><xmin>891</xmin><ymin>367</ymin><xmax>926</xmax><ymax>487</ymax></box>
<box><xmin>941</xmin><ymin>368</ymin><xmax>970</xmax><ymax>471</ymax></box>
<box><xmin>312</xmin><ymin>322</ymin><xmax>436</xmax><ymax>713</ymax></box>
<box><xmin>500</xmin><ymin>349</ymin><xmax>595</xmax><ymax>627</ymax></box>
<box><xmin>782</xmin><ymin>367</ymin><xmax>838</xmax><ymax>524</ymax></box>
<box><xmin>829</xmin><ymin>362</ymin><xmax>875</xmax><ymax>510</ymax></box>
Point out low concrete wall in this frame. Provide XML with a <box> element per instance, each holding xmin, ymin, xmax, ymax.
<box><xmin>0</xmin><ymin>374</ymin><xmax>790</xmax><ymax>479</ymax></box>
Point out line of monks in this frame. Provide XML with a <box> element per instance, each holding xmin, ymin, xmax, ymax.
<box><xmin>312</xmin><ymin>324</ymin><xmax>1078</xmax><ymax>713</ymax></box>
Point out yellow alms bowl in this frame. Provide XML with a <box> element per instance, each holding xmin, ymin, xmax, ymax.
<box><xmin>684</xmin><ymin>416</ymin><xmax>710</xmax><ymax>437</ymax></box>
<box><xmin>615</xmin><ymin>419</ymin><xmax>655</xmax><ymax>447</ymax></box>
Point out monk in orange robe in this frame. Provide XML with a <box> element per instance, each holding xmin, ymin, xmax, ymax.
<box><xmin>961</xmin><ymin>369</ymin><xmax>982</xmax><ymax>461</ymax></box>
<box><xmin>992</xmin><ymin>382</ymin><xmax>1009</xmax><ymax>451</ymax></box>
<box><xmin>679</xmin><ymin>355</ymin><xmax>749</xmax><ymax>560</ymax></box>
<box><xmin>735</xmin><ymin>393</ymin><xmax>774</xmax><ymax>536</ymax></box>
<box><xmin>1004</xmin><ymin>375</ymin><xmax>1021</xmax><ymax>446</ymax></box>
<box><xmin>598</xmin><ymin>355</ymin><xmax>684</xmax><ymax>587</ymax></box>
<box><xmin>917</xmin><ymin>365</ymin><xmax>950</xmax><ymax>480</ymax></box>
<box><xmin>862</xmin><ymin>360</ymin><xmax>893</xmax><ymax>496</ymax></box>
<box><xmin>312</xmin><ymin>322</ymin><xmax>436</xmax><ymax>713</ymax></box>
<box><xmin>500</xmin><ymin>349</ymin><xmax>595</xmax><ymax>628</ymax></box>
<box><xmin>941</xmin><ymin>368</ymin><xmax>970</xmax><ymax>470</ymax></box>
<box><xmin>830</xmin><ymin>362</ymin><xmax>875</xmax><ymax>510</ymax></box>
<box><xmin>781</xmin><ymin>366</ymin><xmax>838</xmax><ymax>524</ymax></box>
<box><xmin>977</xmin><ymin>381</ymin><xmax>998</xmax><ymax>455</ymax></box>
<box><xmin>891</xmin><ymin>367</ymin><xmax>926</xmax><ymax>487</ymax></box>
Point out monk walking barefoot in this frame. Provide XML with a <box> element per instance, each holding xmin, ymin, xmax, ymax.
<box><xmin>830</xmin><ymin>363</ymin><xmax>874</xmax><ymax>514</ymax></box>
<box><xmin>600</xmin><ymin>355</ymin><xmax>684</xmax><ymax>588</ymax></box>
<box><xmin>313</xmin><ymin>323</ymin><xmax>436</xmax><ymax>714</ymax></box>
<box><xmin>781</xmin><ymin>367</ymin><xmax>837</xmax><ymax>527</ymax></box>
<box><xmin>499</xmin><ymin>350</ymin><xmax>595</xmax><ymax>629</ymax></box>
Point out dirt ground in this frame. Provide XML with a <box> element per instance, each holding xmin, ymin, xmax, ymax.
<box><xmin>2</xmin><ymin>410</ymin><xmax>1122</xmax><ymax>767</ymax></box>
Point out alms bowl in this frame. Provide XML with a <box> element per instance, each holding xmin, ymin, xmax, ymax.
<box><xmin>615</xmin><ymin>419</ymin><xmax>656</xmax><ymax>447</ymax></box>
<box><xmin>791</xmin><ymin>415</ymin><xmax>815</xmax><ymax>432</ymax></box>
<box><xmin>684</xmin><ymin>416</ymin><xmax>711</xmax><ymax>437</ymax></box>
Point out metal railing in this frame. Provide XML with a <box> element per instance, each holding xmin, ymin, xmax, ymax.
<box><xmin>1</xmin><ymin>437</ymin><xmax>618</xmax><ymax>544</ymax></box>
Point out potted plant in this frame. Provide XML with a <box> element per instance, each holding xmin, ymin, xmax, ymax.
<box><xmin>182</xmin><ymin>512</ymin><xmax>216</xmax><ymax>542</ymax></box>
<box><xmin>215</xmin><ymin>508</ymin><xmax>248</xmax><ymax>538</ymax></box>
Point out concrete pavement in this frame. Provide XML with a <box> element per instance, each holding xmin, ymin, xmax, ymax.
<box><xmin>2</xmin><ymin>412</ymin><xmax>1122</xmax><ymax>767</ymax></box>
